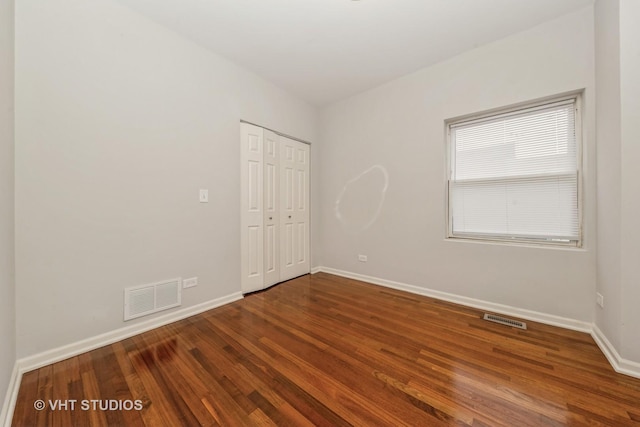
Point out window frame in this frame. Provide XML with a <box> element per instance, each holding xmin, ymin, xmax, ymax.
<box><xmin>445</xmin><ymin>93</ymin><xmax>583</xmax><ymax>248</ymax></box>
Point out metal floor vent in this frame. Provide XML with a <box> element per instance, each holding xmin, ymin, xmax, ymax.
<box><xmin>124</xmin><ymin>278</ymin><xmax>182</xmax><ymax>321</ymax></box>
<box><xmin>483</xmin><ymin>313</ymin><xmax>527</xmax><ymax>330</ymax></box>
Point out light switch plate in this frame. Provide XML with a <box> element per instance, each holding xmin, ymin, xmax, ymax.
<box><xmin>596</xmin><ymin>292</ymin><xmax>604</xmax><ymax>308</ymax></box>
<box><xmin>199</xmin><ymin>189</ymin><xmax>208</xmax><ymax>203</ymax></box>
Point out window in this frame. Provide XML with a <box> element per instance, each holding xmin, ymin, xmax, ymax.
<box><xmin>447</xmin><ymin>95</ymin><xmax>581</xmax><ymax>246</ymax></box>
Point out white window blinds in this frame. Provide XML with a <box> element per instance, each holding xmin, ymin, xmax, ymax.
<box><xmin>448</xmin><ymin>98</ymin><xmax>580</xmax><ymax>244</ymax></box>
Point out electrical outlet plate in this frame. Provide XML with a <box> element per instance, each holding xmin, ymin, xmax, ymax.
<box><xmin>183</xmin><ymin>277</ymin><xmax>198</xmax><ymax>288</ymax></box>
<box><xmin>358</xmin><ymin>255</ymin><xmax>367</xmax><ymax>262</ymax></box>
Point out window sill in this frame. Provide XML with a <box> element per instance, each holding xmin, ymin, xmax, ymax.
<box><xmin>444</xmin><ymin>236</ymin><xmax>586</xmax><ymax>252</ymax></box>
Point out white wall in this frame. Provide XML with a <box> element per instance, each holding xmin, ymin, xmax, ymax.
<box><xmin>14</xmin><ymin>0</ymin><xmax>317</xmax><ymax>358</ymax></box>
<box><xmin>618</xmin><ymin>0</ymin><xmax>640</xmax><ymax>362</ymax></box>
<box><xmin>319</xmin><ymin>8</ymin><xmax>596</xmax><ymax>323</ymax></box>
<box><xmin>0</xmin><ymin>0</ymin><xmax>16</xmax><ymax>412</ymax></box>
<box><xmin>595</xmin><ymin>0</ymin><xmax>623</xmax><ymax>354</ymax></box>
<box><xmin>594</xmin><ymin>0</ymin><xmax>640</xmax><ymax>366</ymax></box>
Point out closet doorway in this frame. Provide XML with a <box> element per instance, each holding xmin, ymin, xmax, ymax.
<box><xmin>240</xmin><ymin>122</ymin><xmax>310</xmax><ymax>293</ymax></box>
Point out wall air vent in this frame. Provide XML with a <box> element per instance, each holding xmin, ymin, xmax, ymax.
<box><xmin>124</xmin><ymin>278</ymin><xmax>182</xmax><ymax>321</ymax></box>
<box><xmin>483</xmin><ymin>313</ymin><xmax>527</xmax><ymax>330</ymax></box>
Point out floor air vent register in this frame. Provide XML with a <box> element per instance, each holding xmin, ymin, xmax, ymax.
<box><xmin>483</xmin><ymin>313</ymin><xmax>527</xmax><ymax>330</ymax></box>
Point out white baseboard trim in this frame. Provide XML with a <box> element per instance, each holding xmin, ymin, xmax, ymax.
<box><xmin>17</xmin><ymin>291</ymin><xmax>243</xmax><ymax>374</ymax></box>
<box><xmin>1</xmin><ymin>362</ymin><xmax>20</xmax><ymax>427</ymax></box>
<box><xmin>316</xmin><ymin>266</ymin><xmax>593</xmax><ymax>333</ymax></box>
<box><xmin>4</xmin><ymin>272</ymin><xmax>639</xmax><ymax>426</ymax></box>
<box><xmin>316</xmin><ymin>267</ymin><xmax>640</xmax><ymax>378</ymax></box>
<box><xmin>592</xmin><ymin>325</ymin><xmax>640</xmax><ymax>379</ymax></box>
<box><xmin>2</xmin><ymin>291</ymin><xmax>243</xmax><ymax>426</ymax></box>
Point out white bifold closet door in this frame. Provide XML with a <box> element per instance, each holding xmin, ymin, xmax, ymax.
<box><xmin>240</xmin><ymin>123</ymin><xmax>310</xmax><ymax>294</ymax></box>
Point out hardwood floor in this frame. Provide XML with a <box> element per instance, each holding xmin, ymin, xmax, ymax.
<box><xmin>11</xmin><ymin>272</ymin><xmax>640</xmax><ymax>426</ymax></box>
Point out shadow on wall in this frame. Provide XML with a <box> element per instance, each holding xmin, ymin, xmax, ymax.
<box><xmin>334</xmin><ymin>165</ymin><xmax>389</xmax><ymax>234</ymax></box>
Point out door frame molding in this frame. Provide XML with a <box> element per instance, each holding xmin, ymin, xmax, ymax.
<box><xmin>240</xmin><ymin>120</ymin><xmax>312</xmax><ymax>146</ymax></box>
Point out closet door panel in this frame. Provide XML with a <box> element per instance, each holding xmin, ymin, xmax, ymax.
<box><xmin>240</xmin><ymin>123</ymin><xmax>264</xmax><ymax>293</ymax></box>
<box><xmin>263</xmin><ymin>130</ymin><xmax>280</xmax><ymax>287</ymax></box>
<box><xmin>293</xmin><ymin>142</ymin><xmax>310</xmax><ymax>275</ymax></box>
<box><xmin>280</xmin><ymin>164</ymin><xmax>295</xmax><ymax>278</ymax></box>
<box><xmin>280</xmin><ymin>137</ymin><xmax>310</xmax><ymax>281</ymax></box>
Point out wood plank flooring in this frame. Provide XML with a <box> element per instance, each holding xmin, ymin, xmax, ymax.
<box><xmin>11</xmin><ymin>272</ymin><xmax>640</xmax><ymax>426</ymax></box>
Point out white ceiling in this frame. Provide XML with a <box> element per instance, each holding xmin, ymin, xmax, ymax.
<box><xmin>115</xmin><ymin>0</ymin><xmax>593</xmax><ymax>107</ymax></box>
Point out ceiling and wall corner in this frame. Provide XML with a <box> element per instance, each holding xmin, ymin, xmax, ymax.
<box><xmin>113</xmin><ymin>0</ymin><xmax>593</xmax><ymax>107</ymax></box>
<box><xmin>0</xmin><ymin>0</ymin><xmax>16</xmax><ymax>422</ymax></box>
